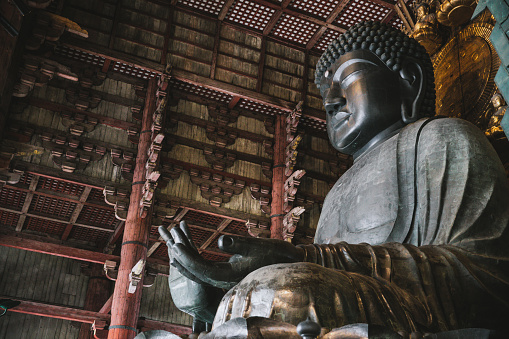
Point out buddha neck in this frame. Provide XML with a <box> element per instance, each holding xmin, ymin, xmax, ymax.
<box><xmin>353</xmin><ymin>120</ymin><xmax>405</xmax><ymax>162</ymax></box>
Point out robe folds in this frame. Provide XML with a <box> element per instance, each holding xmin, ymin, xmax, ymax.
<box><xmin>213</xmin><ymin>118</ymin><xmax>509</xmax><ymax>333</ymax></box>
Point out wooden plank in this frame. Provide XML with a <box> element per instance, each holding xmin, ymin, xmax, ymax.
<box><xmin>27</xmin><ymin>96</ymin><xmax>138</xmax><ymax>131</ymax></box>
<box><xmin>218</xmin><ymin>0</ymin><xmax>235</xmax><ymax>21</ymax></box>
<box><xmin>147</xmin><ymin>207</ymin><xmax>189</xmax><ymax>257</ymax></box>
<box><xmin>12</xmin><ymin>160</ymin><xmax>131</xmax><ymax>191</ymax></box>
<box><xmin>15</xmin><ymin>175</ymin><xmax>39</xmax><ymax>232</ymax></box>
<box><xmin>306</xmin><ymin>0</ymin><xmax>349</xmax><ymax>50</ymax></box>
<box><xmin>209</xmin><ymin>20</ymin><xmax>221</xmax><ymax>79</ymax></box>
<box><xmin>0</xmin><ymin>234</ymin><xmax>169</xmax><ymax>274</ymax></box>
<box><xmin>199</xmin><ymin>218</ymin><xmax>231</xmax><ymax>251</ymax></box>
<box><xmin>61</xmin><ymin>187</ymin><xmax>93</xmax><ymax>241</ymax></box>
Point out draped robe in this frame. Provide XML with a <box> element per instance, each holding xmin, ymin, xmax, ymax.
<box><xmin>213</xmin><ymin>118</ymin><xmax>509</xmax><ymax>333</ymax></box>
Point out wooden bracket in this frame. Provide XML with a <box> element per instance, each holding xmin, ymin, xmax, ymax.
<box><xmin>249</xmin><ymin>183</ymin><xmax>271</xmax><ymax>215</ymax></box>
<box><xmin>203</xmin><ymin>146</ymin><xmax>236</xmax><ymax>171</ymax></box>
<box><xmin>285</xmin><ymin>134</ymin><xmax>303</xmax><ymax>177</ymax></box>
<box><xmin>65</xmin><ymin>86</ymin><xmax>102</xmax><ymax>110</ymax></box>
<box><xmin>12</xmin><ymin>56</ymin><xmax>78</xmax><ymax>98</ymax></box>
<box><xmin>205</xmin><ymin>125</ymin><xmax>237</xmax><ymax>148</ymax></box>
<box><xmin>60</xmin><ymin>110</ymin><xmax>98</xmax><ymax>136</ymax></box>
<box><xmin>103</xmin><ymin>186</ymin><xmax>130</xmax><ymax>221</ymax></box>
<box><xmin>284</xmin><ymin>169</ymin><xmax>305</xmax><ymax>213</ymax></box>
<box><xmin>282</xmin><ymin>206</ymin><xmax>306</xmax><ymax>241</ymax></box>
<box><xmin>208</xmin><ymin>105</ymin><xmax>239</xmax><ymax>125</ymax></box>
<box><xmin>40</xmin><ymin>133</ymin><xmax>105</xmax><ymax>173</ymax></box>
<box><xmin>246</xmin><ymin>219</ymin><xmax>271</xmax><ymax>238</ymax></box>
<box><xmin>189</xmin><ymin>168</ymin><xmax>245</xmax><ymax>207</ymax></box>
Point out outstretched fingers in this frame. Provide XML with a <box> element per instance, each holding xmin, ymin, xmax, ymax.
<box><xmin>172</xmin><ymin>243</ymin><xmax>237</xmax><ymax>289</ymax></box>
<box><xmin>158</xmin><ymin>226</ymin><xmax>174</xmax><ymax>246</ymax></box>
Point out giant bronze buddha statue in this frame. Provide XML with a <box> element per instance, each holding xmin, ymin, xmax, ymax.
<box><xmin>158</xmin><ymin>21</ymin><xmax>509</xmax><ymax>338</ymax></box>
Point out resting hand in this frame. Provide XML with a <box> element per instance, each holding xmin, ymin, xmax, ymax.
<box><xmin>159</xmin><ymin>221</ymin><xmax>305</xmax><ymax>290</ymax></box>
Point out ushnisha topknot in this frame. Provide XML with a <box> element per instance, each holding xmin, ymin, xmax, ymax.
<box><xmin>315</xmin><ymin>21</ymin><xmax>436</xmax><ymax>115</ymax></box>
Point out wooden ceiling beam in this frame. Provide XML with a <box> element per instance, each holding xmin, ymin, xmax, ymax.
<box><xmin>147</xmin><ymin>207</ymin><xmax>189</xmax><ymax>257</ymax></box>
<box><xmin>61</xmin><ymin>186</ymin><xmax>92</xmax><ymax>241</ymax></box>
<box><xmin>0</xmin><ymin>234</ymin><xmax>169</xmax><ymax>274</ymax></box>
<box><xmin>12</xmin><ymin>161</ymin><xmax>131</xmax><ymax>191</ymax></box>
<box><xmin>199</xmin><ymin>218</ymin><xmax>232</xmax><ymax>252</ymax></box>
<box><xmin>0</xmin><ymin>206</ymin><xmax>114</xmax><ymax>233</ymax></box>
<box><xmin>252</xmin><ymin>0</ymin><xmax>345</xmax><ymax>33</ymax></box>
<box><xmin>3</xmin><ymin>297</ymin><xmax>191</xmax><ymax>335</ymax></box>
<box><xmin>218</xmin><ymin>0</ymin><xmax>235</xmax><ymax>21</ymax></box>
<box><xmin>15</xmin><ymin>175</ymin><xmax>39</xmax><ymax>232</ymax></box>
<box><xmin>306</xmin><ymin>0</ymin><xmax>349</xmax><ymax>50</ymax></box>
<box><xmin>59</xmin><ymin>38</ymin><xmax>327</xmax><ymax>125</ymax></box>
<box><xmin>27</xmin><ymin>96</ymin><xmax>139</xmax><ymax>131</ymax></box>
<box><xmin>160</xmin><ymin>194</ymin><xmax>270</xmax><ymax>225</ymax></box>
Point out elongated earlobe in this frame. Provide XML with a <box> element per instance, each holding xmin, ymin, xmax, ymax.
<box><xmin>399</xmin><ymin>60</ymin><xmax>426</xmax><ymax>124</ymax></box>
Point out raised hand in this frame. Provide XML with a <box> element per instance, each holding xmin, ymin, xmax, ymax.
<box><xmin>159</xmin><ymin>221</ymin><xmax>305</xmax><ymax>290</ymax></box>
<box><xmin>159</xmin><ymin>221</ymin><xmax>224</xmax><ymax>324</ymax></box>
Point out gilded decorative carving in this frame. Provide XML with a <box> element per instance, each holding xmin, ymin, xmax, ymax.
<box><xmin>436</xmin><ymin>0</ymin><xmax>477</xmax><ymax>27</ymax></box>
<box><xmin>486</xmin><ymin>92</ymin><xmax>507</xmax><ymax>140</ymax></box>
<box><xmin>411</xmin><ymin>0</ymin><xmax>443</xmax><ymax>55</ymax></box>
<box><xmin>433</xmin><ymin>23</ymin><xmax>500</xmax><ymax>129</ymax></box>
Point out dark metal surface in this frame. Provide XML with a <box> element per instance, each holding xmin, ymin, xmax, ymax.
<box><xmin>159</xmin><ymin>22</ymin><xmax>509</xmax><ymax>338</ymax></box>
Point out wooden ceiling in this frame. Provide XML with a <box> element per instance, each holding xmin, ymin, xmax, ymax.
<box><xmin>1</xmin><ymin>0</ymin><xmax>402</xmax><ymax>265</ymax></box>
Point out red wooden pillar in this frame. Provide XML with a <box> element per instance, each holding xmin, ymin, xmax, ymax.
<box><xmin>108</xmin><ymin>78</ymin><xmax>157</xmax><ymax>339</ymax></box>
<box><xmin>270</xmin><ymin>114</ymin><xmax>287</xmax><ymax>239</ymax></box>
<box><xmin>78</xmin><ymin>265</ymin><xmax>112</xmax><ymax>339</ymax></box>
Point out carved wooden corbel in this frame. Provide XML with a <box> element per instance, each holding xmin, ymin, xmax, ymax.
<box><xmin>103</xmin><ymin>186</ymin><xmax>130</xmax><ymax>221</ymax></box>
<box><xmin>60</xmin><ymin>111</ymin><xmax>98</xmax><ymax>136</ymax></box>
<box><xmin>65</xmin><ymin>87</ymin><xmax>102</xmax><ymax>110</ymax></box>
<box><xmin>189</xmin><ymin>169</ymin><xmax>245</xmax><ymax>207</ymax></box>
<box><xmin>205</xmin><ymin>125</ymin><xmax>237</xmax><ymax>148</ymax></box>
<box><xmin>40</xmin><ymin>133</ymin><xmax>105</xmax><ymax>173</ymax></box>
<box><xmin>159</xmin><ymin>163</ymin><xmax>183</xmax><ymax>182</ymax></box>
<box><xmin>283</xmin><ymin>206</ymin><xmax>306</xmax><ymax>241</ymax></box>
<box><xmin>249</xmin><ymin>183</ymin><xmax>271</xmax><ymax>215</ymax></box>
<box><xmin>77</xmin><ymin>67</ymin><xmax>106</xmax><ymax>88</ymax></box>
<box><xmin>208</xmin><ymin>105</ymin><xmax>239</xmax><ymax>125</ymax></box>
<box><xmin>284</xmin><ymin>169</ymin><xmax>306</xmax><ymax>213</ymax></box>
<box><xmin>264</xmin><ymin>117</ymin><xmax>275</xmax><ymax>135</ymax></box>
<box><xmin>285</xmin><ymin>134</ymin><xmax>302</xmax><ymax>177</ymax></box>
<box><xmin>203</xmin><ymin>146</ymin><xmax>236</xmax><ymax>171</ymax></box>
<box><xmin>139</xmin><ymin>74</ymin><xmax>171</xmax><ymax>218</ymax></box>
<box><xmin>110</xmin><ymin>148</ymin><xmax>135</xmax><ymax>182</ymax></box>
<box><xmin>12</xmin><ymin>56</ymin><xmax>78</xmax><ymax>98</ymax></box>
<box><xmin>246</xmin><ymin>219</ymin><xmax>271</xmax><ymax>238</ymax></box>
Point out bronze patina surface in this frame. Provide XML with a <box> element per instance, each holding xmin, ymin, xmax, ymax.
<box><xmin>156</xmin><ymin>22</ymin><xmax>509</xmax><ymax>338</ymax></box>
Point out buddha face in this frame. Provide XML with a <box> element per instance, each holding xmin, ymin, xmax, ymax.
<box><xmin>320</xmin><ymin>49</ymin><xmax>404</xmax><ymax>155</ymax></box>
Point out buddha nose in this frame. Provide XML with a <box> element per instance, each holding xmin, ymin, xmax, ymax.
<box><xmin>324</xmin><ymin>96</ymin><xmax>347</xmax><ymax>115</ymax></box>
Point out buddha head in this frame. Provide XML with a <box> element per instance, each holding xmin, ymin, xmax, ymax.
<box><xmin>315</xmin><ymin>22</ymin><xmax>436</xmax><ymax>156</ymax></box>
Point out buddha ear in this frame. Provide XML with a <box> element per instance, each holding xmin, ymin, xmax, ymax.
<box><xmin>399</xmin><ymin>59</ymin><xmax>426</xmax><ymax>124</ymax></box>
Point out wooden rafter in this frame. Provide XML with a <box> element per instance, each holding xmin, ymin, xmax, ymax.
<box><xmin>103</xmin><ymin>220</ymin><xmax>125</xmax><ymax>253</ymax></box>
<box><xmin>0</xmin><ymin>206</ymin><xmax>115</xmax><ymax>233</ymax></box>
<box><xmin>3</xmin><ymin>297</ymin><xmax>191</xmax><ymax>335</ymax></box>
<box><xmin>0</xmin><ymin>233</ymin><xmax>169</xmax><ymax>274</ymax></box>
<box><xmin>306</xmin><ymin>0</ymin><xmax>349</xmax><ymax>50</ymax></box>
<box><xmin>15</xmin><ymin>175</ymin><xmax>40</xmax><ymax>232</ymax></box>
<box><xmin>61</xmin><ymin>186</ymin><xmax>92</xmax><ymax>241</ymax></box>
<box><xmin>147</xmin><ymin>207</ymin><xmax>189</xmax><ymax>257</ymax></box>
<box><xmin>59</xmin><ymin>38</ymin><xmax>328</xmax><ymax>124</ymax></box>
<box><xmin>198</xmin><ymin>218</ymin><xmax>232</xmax><ymax>252</ymax></box>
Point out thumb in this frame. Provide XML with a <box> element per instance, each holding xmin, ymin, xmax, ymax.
<box><xmin>218</xmin><ymin>235</ymin><xmax>283</xmax><ymax>256</ymax></box>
